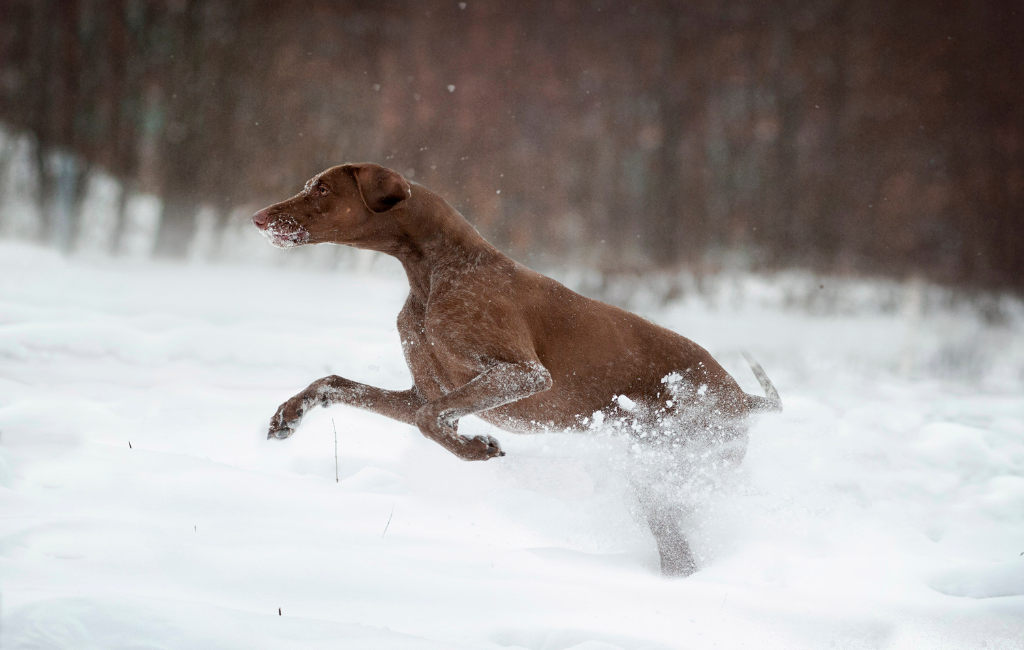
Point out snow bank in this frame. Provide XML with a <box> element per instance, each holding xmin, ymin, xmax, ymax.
<box><xmin>0</xmin><ymin>242</ymin><xmax>1021</xmax><ymax>649</ymax></box>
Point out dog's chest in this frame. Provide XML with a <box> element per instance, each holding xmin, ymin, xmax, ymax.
<box><xmin>397</xmin><ymin>303</ymin><xmax>458</xmax><ymax>399</ymax></box>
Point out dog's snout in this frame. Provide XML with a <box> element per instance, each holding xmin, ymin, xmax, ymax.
<box><xmin>251</xmin><ymin>210</ymin><xmax>270</xmax><ymax>229</ymax></box>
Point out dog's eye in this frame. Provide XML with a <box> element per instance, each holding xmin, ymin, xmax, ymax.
<box><xmin>317</xmin><ymin>185</ymin><xmax>329</xmax><ymax>196</ymax></box>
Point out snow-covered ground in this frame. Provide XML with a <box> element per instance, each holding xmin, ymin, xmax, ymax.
<box><xmin>1</xmin><ymin>241</ymin><xmax>1022</xmax><ymax>649</ymax></box>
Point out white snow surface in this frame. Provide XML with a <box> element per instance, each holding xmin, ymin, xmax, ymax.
<box><xmin>1</xmin><ymin>241</ymin><xmax>1022</xmax><ymax>649</ymax></box>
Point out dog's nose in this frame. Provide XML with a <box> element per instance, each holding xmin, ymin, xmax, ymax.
<box><xmin>251</xmin><ymin>210</ymin><xmax>270</xmax><ymax>229</ymax></box>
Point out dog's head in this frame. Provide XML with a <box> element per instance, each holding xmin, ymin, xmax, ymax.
<box><xmin>251</xmin><ymin>163</ymin><xmax>411</xmax><ymax>249</ymax></box>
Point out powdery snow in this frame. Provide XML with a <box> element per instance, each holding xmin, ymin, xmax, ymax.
<box><xmin>0</xmin><ymin>241</ymin><xmax>1022</xmax><ymax>649</ymax></box>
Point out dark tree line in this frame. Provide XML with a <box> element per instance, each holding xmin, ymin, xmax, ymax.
<box><xmin>1</xmin><ymin>0</ymin><xmax>1021</xmax><ymax>289</ymax></box>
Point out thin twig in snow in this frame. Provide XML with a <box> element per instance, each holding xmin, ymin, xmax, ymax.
<box><xmin>382</xmin><ymin>504</ymin><xmax>395</xmax><ymax>539</ymax></box>
<box><xmin>332</xmin><ymin>418</ymin><xmax>339</xmax><ymax>483</ymax></box>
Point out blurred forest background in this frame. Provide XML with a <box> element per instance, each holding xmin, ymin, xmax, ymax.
<box><xmin>0</xmin><ymin>0</ymin><xmax>1021</xmax><ymax>290</ymax></box>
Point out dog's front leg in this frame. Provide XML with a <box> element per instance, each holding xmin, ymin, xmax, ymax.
<box><xmin>414</xmin><ymin>360</ymin><xmax>553</xmax><ymax>461</ymax></box>
<box><xmin>268</xmin><ymin>375</ymin><xmax>426</xmax><ymax>439</ymax></box>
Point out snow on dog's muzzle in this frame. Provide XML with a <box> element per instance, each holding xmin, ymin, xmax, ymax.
<box><xmin>260</xmin><ymin>216</ymin><xmax>310</xmax><ymax>248</ymax></box>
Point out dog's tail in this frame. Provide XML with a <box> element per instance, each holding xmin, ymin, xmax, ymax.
<box><xmin>741</xmin><ymin>351</ymin><xmax>782</xmax><ymax>413</ymax></box>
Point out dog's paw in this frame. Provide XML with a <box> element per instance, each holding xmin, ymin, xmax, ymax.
<box><xmin>462</xmin><ymin>434</ymin><xmax>505</xmax><ymax>461</ymax></box>
<box><xmin>267</xmin><ymin>425</ymin><xmax>295</xmax><ymax>440</ymax></box>
<box><xmin>414</xmin><ymin>406</ymin><xmax>502</xmax><ymax>461</ymax></box>
<box><xmin>267</xmin><ymin>397</ymin><xmax>306</xmax><ymax>440</ymax></box>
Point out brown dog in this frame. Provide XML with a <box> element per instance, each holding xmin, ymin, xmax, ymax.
<box><xmin>252</xmin><ymin>163</ymin><xmax>781</xmax><ymax>575</ymax></box>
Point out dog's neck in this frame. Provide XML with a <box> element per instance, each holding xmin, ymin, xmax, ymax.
<box><xmin>387</xmin><ymin>186</ymin><xmax>501</xmax><ymax>304</ymax></box>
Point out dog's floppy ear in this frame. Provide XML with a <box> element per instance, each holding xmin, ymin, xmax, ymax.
<box><xmin>350</xmin><ymin>164</ymin><xmax>412</xmax><ymax>213</ymax></box>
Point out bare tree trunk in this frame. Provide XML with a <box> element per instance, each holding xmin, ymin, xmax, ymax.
<box><xmin>153</xmin><ymin>0</ymin><xmax>203</xmax><ymax>258</ymax></box>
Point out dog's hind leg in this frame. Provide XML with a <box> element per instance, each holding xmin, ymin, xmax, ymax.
<box><xmin>267</xmin><ymin>375</ymin><xmax>426</xmax><ymax>439</ymax></box>
<box><xmin>638</xmin><ymin>491</ymin><xmax>697</xmax><ymax>577</ymax></box>
<box><xmin>628</xmin><ymin>435</ymin><xmax>699</xmax><ymax>577</ymax></box>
